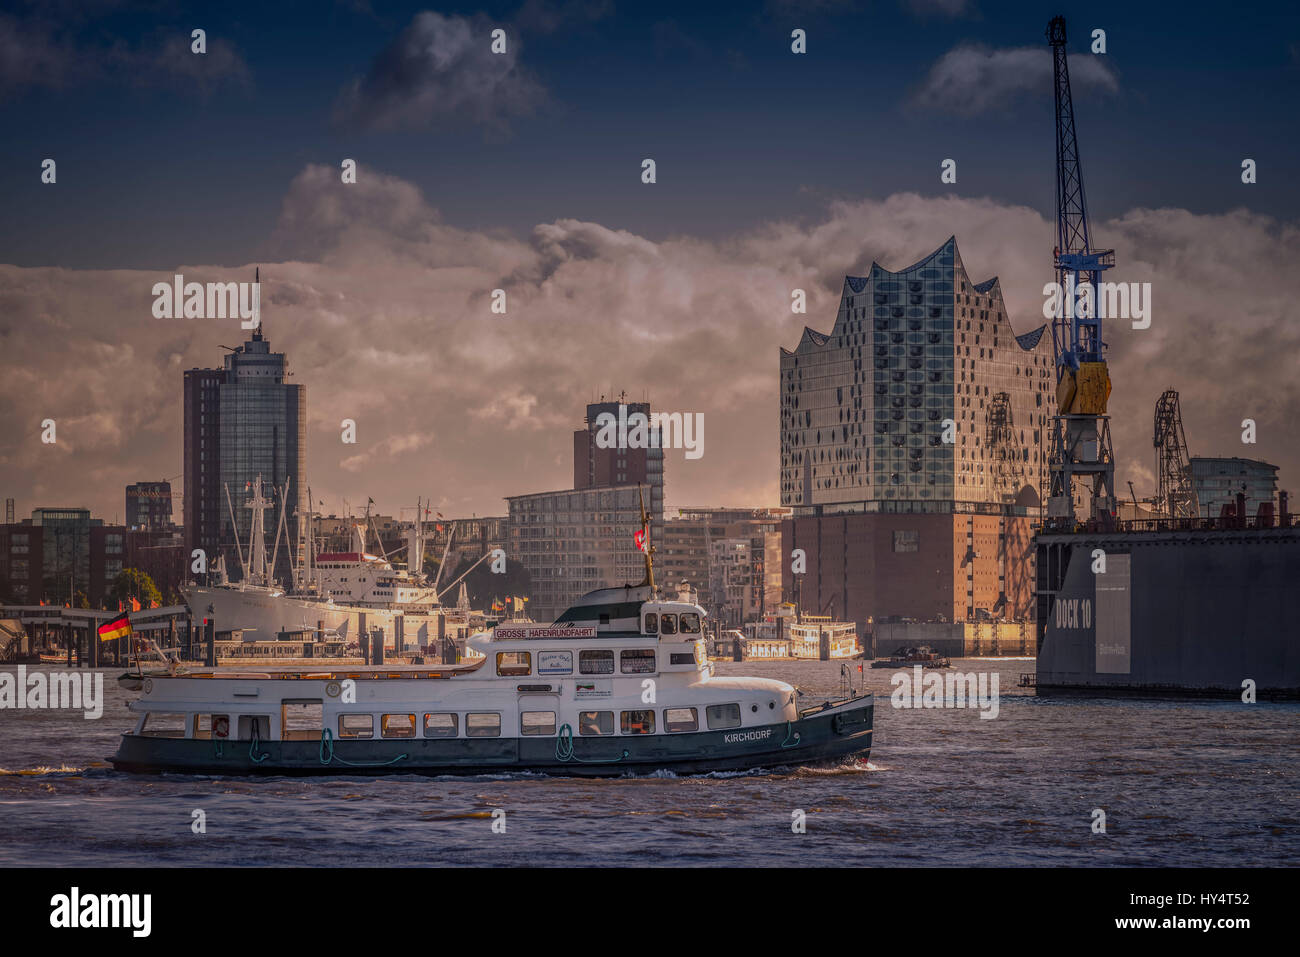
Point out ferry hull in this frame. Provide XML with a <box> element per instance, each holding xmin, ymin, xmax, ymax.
<box><xmin>108</xmin><ymin>697</ymin><xmax>872</xmax><ymax>778</ymax></box>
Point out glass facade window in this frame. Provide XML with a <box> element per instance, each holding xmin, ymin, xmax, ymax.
<box><xmin>780</xmin><ymin>238</ymin><xmax>1053</xmax><ymax>515</ymax></box>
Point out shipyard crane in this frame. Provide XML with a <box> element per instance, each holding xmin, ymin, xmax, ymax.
<box><xmin>1044</xmin><ymin>15</ymin><xmax>1118</xmax><ymax>529</ymax></box>
<box><xmin>1153</xmin><ymin>388</ymin><xmax>1199</xmax><ymax>519</ymax></box>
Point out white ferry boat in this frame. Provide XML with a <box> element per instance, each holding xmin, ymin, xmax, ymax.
<box><xmin>110</xmin><ymin>514</ymin><xmax>873</xmax><ymax>777</ymax></box>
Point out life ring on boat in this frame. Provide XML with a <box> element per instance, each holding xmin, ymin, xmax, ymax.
<box><xmin>143</xmin><ymin>678</ymin><xmax>153</xmax><ymax>694</ymax></box>
<box><xmin>325</xmin><ymin>681</ymin><xmax>341</xmax><ymax>698</ymax></box>
<box><xmin>213</xmin><ymin>716</ymin><xmax>230</xmax><ymax>739</ymax></box>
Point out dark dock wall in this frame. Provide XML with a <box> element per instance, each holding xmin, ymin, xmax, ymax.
<box><xmin>1035</xmin><ymin>529</ymin><xmax>1300</xmax><ymax>695</ymax></box>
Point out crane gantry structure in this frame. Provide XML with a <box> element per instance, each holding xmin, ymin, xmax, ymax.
<box><xmin>1044</xmin><ymin>15</ymin><xmax>1118</xmax><ymax>530</ymax></box>
<box><xmin>1154</xmin><ymin>389</ymin><xmax>1199</xmax><ymax>519</ymax></box>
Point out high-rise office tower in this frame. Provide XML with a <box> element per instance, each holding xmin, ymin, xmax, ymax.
<box><xmin>184</xmin><ymin>323</ymin><xmax>305</xmax><ymax>584</ymax></box>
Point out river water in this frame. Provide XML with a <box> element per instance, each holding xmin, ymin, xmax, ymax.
<box><xmin>0</xmin><ymin>661</ymin><xmax>1295</xmax><ymax>866</ymax></box>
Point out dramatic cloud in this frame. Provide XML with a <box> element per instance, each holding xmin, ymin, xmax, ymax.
<box><xmin>0</xmin><ymin>12</ymin><xmax>250</xmax><ymax>98</ymax></box>
<box><xmin>334</xmin><ymin>10</ymin><xmax>546</xmax><ymax>131</ymax></box>
<box><xmin>145</xmin><ymin>34</ymin><xmax>252</xmax><ymax>93</ymax></box>
<box><xmin>1</xmin><ymin>165</ymin><xmax>1297</xmax><ymax>527</ymax></box>
<box><xmin>912</xmin><ymin>44</ymin><xmax>1118</xmax><ymax>113</ymax></box>
<box><xmin>0</xmin><ymin>14</ymin><xmax>78</xmax><ymax>95</ymax></box>
<box><xmin>904</xmin><ymin>0</ymin><xmax>974</xmax><ymax>17</ymax></box>
<box><xmin>514</xmin><ymin>0</ymin><xmax>612</xmax><ymax>34</ymax></box>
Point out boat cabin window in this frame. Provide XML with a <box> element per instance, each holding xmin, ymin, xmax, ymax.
<box><xmin>192</xmin><ymin>714</ymin><xmax>229</xmax><ymax>740</ymax></box>
<box><xmin>660</xmin><ymin>614</ymin><xmax>677</xmax><ymax>635</ymax></box>
<box><xmin>620</xmin><ymin>710</ymin><xmax>656</xmax><ymax>735</ymax></box>
<box><xmin>579</xmin><ymin>649</ymin><xmax>614</xmax><ymax>675</ymax></box>
<box><xmin>282</xmin><ymin>700</ymin><xmax>323</xmax><ymax>741</ymax></box>
<box><xmin>680</xmin><ymin>613</ymin><xmax>701</xmax><ymax>634</ymax></box>
<box><xmin>496</xmin><ymin>652</ymin><xmax>531</xmax><ymax>677</ymax></box>
<box><xmin>664</xmin><ymin>707</ymin><xmax>699</xmax><ymax>733</ymax></box>
<box><xmin>643</xmin><ymin>612</ymin><xmax>658</xmax><ymax>634</ymax></box>
<box><xmin>339</xmin><ymin>714</ymin><xmax>374</xmax><ymax>739</ymax></box>
<box><xmin>706</xmin><ymin>704</ymin><xmax>742</xmax><ymax>730</ymax></box>
<box><xmin>423</xmin><ymin>713</ymin><xmax>458</xmax><ymax>738</ymax></box>
<box><xmin>381</xmin><ymin>714</ymin><xmax>417</xmax><ymax>738</ymax></box>
<box><xmin>521</xmin><ymin>711</ymin><xmax>557</xmax><ymax>736</ymax></box>
<box><xmin>619</xmin><ymin>649</ymin><xmax>657</xmax><ymax>674</ymax></box>
<box><xmin>140</xmin><ymin>713</ymin><xmax>186</xmax><ymax>738</ymax></box>
<box><xmin>466</xmin><ymin>713</ymin><xmax>501</xmax><ymax>738</ymax></box>
<box><xmin>578</xmin><ymin>711</ymin><xmax>613</xmax><ymax>736</ymax></box>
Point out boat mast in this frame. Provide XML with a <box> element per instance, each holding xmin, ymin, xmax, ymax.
<box><xmin>224</xmin><ymin>482</ymin><xmax>248</xmax><ymax>580</ymax></box>
<box><xmin>433</xmin><ymin>520</ymin><xmax>456</xmax><ymax>592</ymax></box>
<box><xmin>245</xmin><ymin>475</ymin><xmax>273</xmax><ymax>585</ymax></box>
<box><xmin>405</xmin><ymin>497</ymin><xmax>426</xmax><ymax>577</ymax></box>
<box><xmin>636</xmin><ymin>483</ymin><xmax>655</xmax><ymax>590</ymax></box>
<box><xmin>302</xmin><ymin>487</ymin><xmax>316</xmax><ymax>589</ymax></box>
<box><xmin>271</xmin><ymin>477</ymin><xmax>293</xmax><ymax>590</ymax></box>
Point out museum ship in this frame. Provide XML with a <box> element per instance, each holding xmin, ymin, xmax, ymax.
<box><xmin>181</xmin><ymin>478</ymin><xmax>483</xmax><ymax>651</ymax></box>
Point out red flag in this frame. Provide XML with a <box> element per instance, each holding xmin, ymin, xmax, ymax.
<box><xmin>634</xmin><ymin>529</ymin><xmax>647</xmax><ymax>553</ymax></box>
<box><xmin>118</xmin><ymin>600</ymin><xmax>124</xmax><ymax>612</ymax></box>
<box><xmin>130</xmin><ymin>597</ymin><xmax>141</xmax><ymax>612</ymax></box>
<box><xmin>150</xmin><ymin>599</ymin><xmax>159</xmax><ymax>609</ymax></box>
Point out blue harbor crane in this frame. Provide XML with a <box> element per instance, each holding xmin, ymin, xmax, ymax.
<box><xmin>1044</xmin><ymin>15</ymin><xmax>1118</xmax><ymax>529</ymax></box>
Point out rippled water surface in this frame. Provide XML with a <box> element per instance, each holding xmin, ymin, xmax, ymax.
<box><xmin>1</xmin><ymin>661</ymin><xmax>1295</xmax><ymax>866</ymax></box>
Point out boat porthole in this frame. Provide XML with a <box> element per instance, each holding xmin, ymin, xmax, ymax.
<box><xmin>769</xmin><ymin>701</ymin><xmax>775</xmax><ymax>709</ymax></box>
<box><xmin>751</xmin><ymin>704</ymin><xmax>758</xmax><ymax>713</ymax></box>
<box><xmin>325</xmin><ymin>681</ymin><xmax>342</xmax><ymax>697</ymax></box>
<box><xmin>143</xmin><ymin>678</ymin><xmax>153</xmax><ymax>694</ymax></box>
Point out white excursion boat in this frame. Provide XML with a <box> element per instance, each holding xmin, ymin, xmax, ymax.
<box><xmin>110</xmin><ymin>508</ymin><xmax>873</xmax><ymax>777</ymax></box>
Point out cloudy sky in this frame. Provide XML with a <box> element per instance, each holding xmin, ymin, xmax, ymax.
<box><xmin>1</xmin><ymin>0</ymin><xmax>1298</xmax><ymax>522</ymax></box>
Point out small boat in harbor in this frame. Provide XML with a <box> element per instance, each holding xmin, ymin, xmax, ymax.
<box><xmin>870</xmin><ymin>645</ymin><xmax>952</xmax><ymax>669</ymax></box>
<box><xmin>109</xmin><ymin>503</ymin><xmax>873</xmax><ymax>777</ymax></box>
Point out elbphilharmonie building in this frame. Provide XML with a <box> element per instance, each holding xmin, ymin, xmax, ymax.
<box><xmin>779</xmin><ymin>237</ymin><xmax>1057</xmax><ymax>631</ymax></box>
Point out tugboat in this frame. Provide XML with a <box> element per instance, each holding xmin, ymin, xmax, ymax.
<box><xmin>870</xmin><ymin>645</ymin><xmax>952</xmax><ymax>669</ymax></box>
<box><xmin>109</xmin><ymin>496</ymin><xmax>873</xmax><ymax>777</ymax></box>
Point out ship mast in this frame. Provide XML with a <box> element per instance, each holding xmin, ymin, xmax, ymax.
<box><xmin>245</xmin><ymin>475</ymin><xmax>273</xmax><ymax>585</ymax></box>
<box><xmin>636</xmin><ymin>484</ymin><xmax>655</xmax><ymax>590</ymax></box>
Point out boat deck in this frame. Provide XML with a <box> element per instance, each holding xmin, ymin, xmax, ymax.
<box><xmin>132</xmin><ymin>658</ymin><xmax>488</xmax><ymax>681</ymax></box>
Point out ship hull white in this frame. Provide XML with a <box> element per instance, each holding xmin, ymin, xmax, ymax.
<box><xmin>182</xmin><ymin>585</ymin><xmax>446</xmax><ymax>648</ymax></box>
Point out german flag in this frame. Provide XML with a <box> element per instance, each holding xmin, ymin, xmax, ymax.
<box><xmin>97</xmin><ymin>612</ymin><xmax>132</xmax><ymax>643</ymax></box>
